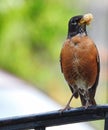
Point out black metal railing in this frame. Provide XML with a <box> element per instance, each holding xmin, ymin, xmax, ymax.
<box><xmin>0</xmin><ymin>105</ymin><xmax>108</xmax><ymax>130</ymax></box>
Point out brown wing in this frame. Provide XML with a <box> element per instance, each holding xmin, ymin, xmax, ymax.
<box><xmin>88</xmin><ymin>45</ymin><xmax>100</xmax><ymax>99</ymax></box>
<box><xmin>80</xmin><ymin>44</ymin><xmax>100</xmax><ymax>106</ymax></box>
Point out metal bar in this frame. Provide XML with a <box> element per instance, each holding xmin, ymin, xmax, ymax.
<box><xmin>0</xmin><ymin>105</ymin><xmax>108</xmax><ymax>130</ymax></box>
<box><xmin>104</xmin><ymin>112</ymin><xmax>108</xmax><ymax>130</ymax></box>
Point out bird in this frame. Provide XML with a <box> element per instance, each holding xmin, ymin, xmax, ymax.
<box><xmin>60</xmin><ymin>13</ymin><xmax>100</xmax><ymax>110</ymax></box>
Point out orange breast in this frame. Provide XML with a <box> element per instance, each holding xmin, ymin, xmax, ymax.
<box><xmin>61</xmin><ymin>36</ymin><xmax>98</xmax><ymax>88</ymax></box>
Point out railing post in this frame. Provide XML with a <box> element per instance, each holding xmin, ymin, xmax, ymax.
<box><xmin>104</xmin><ymin>112</ymin><xmax>108</xmax><ymax>130</ymax></box>
<box><xmin>35</xmin><ymin>126</ymin><xmax>45</xmax><ymax>130</ymax></box>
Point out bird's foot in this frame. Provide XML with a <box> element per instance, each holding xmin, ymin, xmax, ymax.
<box><xmin>59</xmin><ymin>105</ymin><xmax>73</xmax><ymax>113</ymax></box>
<box><xmin>84</xmin><ymin>101</ymin><xmax>92</xmax><ymax>109</ymax></box>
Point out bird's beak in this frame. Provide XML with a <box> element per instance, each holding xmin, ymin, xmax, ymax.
<box><xmin>79</xmin><ymin>13</ymin><xmax>93</xmax><ymax>25</ymax></box>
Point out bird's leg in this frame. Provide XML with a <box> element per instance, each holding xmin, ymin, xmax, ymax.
<box><xmin>84</xmin><ymin>90</ymin><xmax>92</xmax><ymax>108</ymax></box>
<box><xmin>79</xmin><ymin>88</ymin><xmax>92</xmax><ymax>108</ymax></box>
<box><xmin>84</xmin><ymin>99</ymin><xmax>90</xmax><ymax>109</ymax></box>
<box><xmin>64</xmin><ymin>94</ymin><xmax>74</xmax><ymax>110</ymax></box>
<box><xmin>59</xmin><ymin>93</ymin><xmax>74</xmax><ymax>113</ymax></box>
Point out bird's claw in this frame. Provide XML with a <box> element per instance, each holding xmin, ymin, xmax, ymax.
<box><xmin>59</xmin><ymin>105</ymin><xmax>73</xmax><ymax>113</ymax></box>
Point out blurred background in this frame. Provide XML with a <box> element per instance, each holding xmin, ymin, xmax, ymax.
<box><xmin>0</xmin><ymin>0</ymin><xmax>107</xmax><ymax>130</ymax></box>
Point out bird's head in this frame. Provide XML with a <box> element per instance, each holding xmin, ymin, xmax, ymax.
<box><xmin>67</xmin><ymin>13</ymin><xmax>93</xmax><ymax>38</ymax></box>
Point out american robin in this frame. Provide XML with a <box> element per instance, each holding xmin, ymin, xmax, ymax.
<box><xmin>60</xmin><ymin>13</ymin><xmax>100</xmax><ymax>110</ymax></box>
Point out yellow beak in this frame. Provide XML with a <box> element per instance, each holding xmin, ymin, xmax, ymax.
<box><xmin>79</xmin><ymin>13</ymin><xmax>93</xmax><ymax>25</ymax></box>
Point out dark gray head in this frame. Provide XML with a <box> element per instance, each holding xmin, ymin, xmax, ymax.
<box><xmin>67</xmin><ymin>15</ymin><xmax>87</xmax><ymax>38</ymax></box>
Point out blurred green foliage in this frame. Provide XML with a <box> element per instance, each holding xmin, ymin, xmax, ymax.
<box><xmin>0</xmin><ymin>0</ymin><xmax>83</xmax><ymax>95</ymax></box>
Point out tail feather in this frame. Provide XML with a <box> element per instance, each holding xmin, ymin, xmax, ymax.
<box><xmin>79</xmin><ymin>94</ymin><xmax>96</xmax><ymax>107</ymax></box>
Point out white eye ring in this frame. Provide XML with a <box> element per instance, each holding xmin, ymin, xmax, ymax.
<box><xmin>71</xmin><ymin>22</ymin><xmax>77</xmax><ymax>25</ymax></box>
